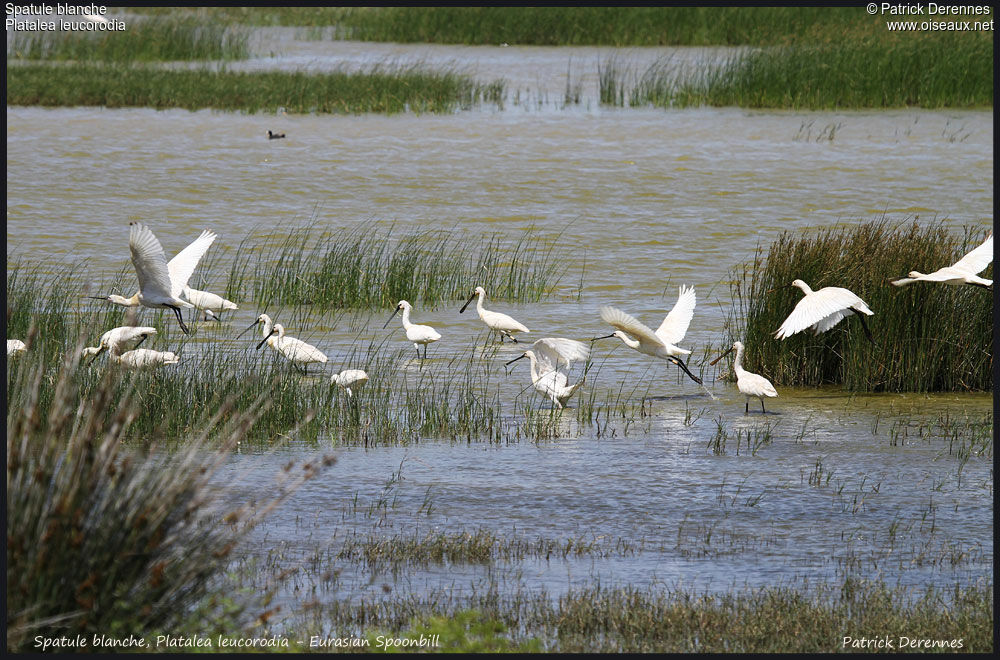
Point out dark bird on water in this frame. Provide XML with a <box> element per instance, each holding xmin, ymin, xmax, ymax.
<box><xmin>267</xmin><ymin>130</ymin><xmax>286</xmax><ymax>140</ymax></box>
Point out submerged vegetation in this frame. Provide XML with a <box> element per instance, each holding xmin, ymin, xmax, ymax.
<box><xmin>720</xmin><ymin>219</ymin><xmax>993</xmax><ymax>392</ymax></box>
<box><xmin>6</xmin><ymin>63</ymin><xmax>505</xmax><ymax>114</ymax></box>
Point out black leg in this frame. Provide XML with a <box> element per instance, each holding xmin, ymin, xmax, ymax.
<box><xmin>760</xmin><ymin>398</ymin><xmax>766</xmax><ymax>414</ymax></box>
<box><xmin>170</xmin><ymin>305</ymin><xmax>190</xmax><ymax>334</ymax></box>
<box><xmin>745</xmin><ymin>400</ymin><xmax>749</xmax><ymax>414</ymax></box>
<box><xmin>850</xmin><ymin>309</ymin><xmax>877</xmax><ymax>347</ymax></box>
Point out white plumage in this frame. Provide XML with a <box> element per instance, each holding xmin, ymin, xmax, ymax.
<box><xmin>711</xmin><ymin>341</ymin><xmax>778</xmax><ymax>414</ymax></box>
<box><xmin>505</xmin><ymin>338</ymin><xmax>590</xmax><ymax>409</ymax></box>
<box><xmin>331</xmin><ymin>369</ymin><xmax>369</xmax><ymax>397</ymax></box>
<box><xmin>774</xmin><ymin>279</ymin><xmax>875</xmax><ymax>344</ymax></box>
<box><xmin>595</xmin><ymin>290</ymin><xmax>702</xmax><ymax>385</ymax></box>
<box><xmin>891</xmin><ymin>233</ymin><xmax>993</xmax><ymax>288</ymax></box>
<box><xmin>7</xmin><ymin>339</ymin><xmax>27</xmax><ymax>356</ymax></box>
<box><xmin>384</xmin><ymin>300</ymin><xmax>441</xmax><ymax>360</ymax></box>
<box><xmin>92</xmin><ymin>226</ymin><xmax>217</xmax><ymax>334</ymax></box>
<box><xmin>256</xmin><ymin>323</ymin><xmax>328</xmax><ymax>374</ymax></box>
<box><xmin>88</xmin><ymin>327</ymin><xmax>178</xmax><ymax>369</ymax></box>
<box><xmin>460</xmin><ymin>286</ymin><xmax>530</xmax><ymax>342</ymax></box>
<box><xmin>183</xmin><ymin>286</ymin><xmax>238</xmax><ymax>321</ymax></box>
<box><xmin>83</xmin><ymin>326</ymin><xmax>157</xmax><ymax>358</ymax></box>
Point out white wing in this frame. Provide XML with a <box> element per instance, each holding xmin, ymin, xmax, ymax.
<box><xmin>167</xmin><ymin>230</ymin><xmax>217</xmax><ymax>297</ymax></box>
<box><xmin>129</xmin><ymin>223</ymin><xmax>175</xmax><ymax>302</ymax></box>
<box><xmin>775</xmin><ymin>287</ymin><xmax>867</xmax><ymax>339</ymax></box>
<box><xmin>951</xmin><ymin>234</ymin><xmax>993</xmax><ymax>275</ymax></box>
<box><xmin>655</xmin><ymin>285</ymin><xmax>696</xmax><ymax>345</ymax></box>
<box><xmin>600</xmin><ymin>306</ymin><xmax>662</xmax><ymax>348</ymax></box>
<box><xmin>531</xmin><ymin>337</ymin><xmax>590</xmax><ymax>374</ymax></box>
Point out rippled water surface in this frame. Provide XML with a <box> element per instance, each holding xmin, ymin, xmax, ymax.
<box><xmin>6</xmin><ymin>38</ymin><xmax>993</xmax><ymax>612</ymax></box>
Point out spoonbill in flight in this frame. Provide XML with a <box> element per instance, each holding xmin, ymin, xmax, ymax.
<box><xmin>384</xmin><ymin>300</ymin><xmax>441</xmax><ymax>360</ymax></box>
<box><xmin>891</xmin><ymin>233</ymin><xmax>993</xmax><ymax>289</ymax></box>
<box><xmin>90</xmin><ymin>224</ymin><xmax>218</xmax><ymax>334</ymax></box>
<box><xmin>459</xmin><ymin>286</ymin><xmax>529</xmax><ymax>343</ymax></box>
<box><xmin>593</xmin><ymin>286</ymin><xmax>702</xmax><ymax>385</ymax></box>
<box><xmin>505</xmin><ymin>337</ymin><xmax>590</xmax><ymax>409</ymax></box>
<box><xmin>774</xmin><ymin>279</ymin><xmax>875</xmax><ymax>345</ymax></box>
<box><xmin>710</xmin><ymin>341</ymin><xmax>778</xmax><ymax>414</ymax></box>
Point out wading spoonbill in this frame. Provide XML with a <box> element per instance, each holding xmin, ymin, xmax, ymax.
<box><xmin>83</xmin><ymin>326</ymin><xmax>156</xmax><ymax>360</ymax></box>
<box><xmin>331</xmin><ymin>369</ymin><xmax>369</xmax><ymax>397</ymax></box>
<box><xmin>90</xmin><ymin>331</ymin><xmax>178</xmax><ymax>369</ymax></box>
<box><xmin>255</xmin><ymin>324</ymin><xmax>328</xmax><ymax>374</ymax></box>
<box><xmin>774</xmin><ymin>279</ymin><xmax>875</xmax><ymax>344</ymax></box>
<box><xmin>459</xmin><ymin>286</ymin><xmax>529</xmax><ymax>343</ymax></box>
<box><xmin>183</xmin><ymin>286</ymin><xmax>239</xmax><ymax>321</ymax></box>
<box><xmin>90</xmin><ymin>224</ymin><xmax>218</xmax><ymax>334</ymax></box>
<box><xmin>504</xmin><ymin>337</ymin><xmax>590</xmax><ymax>409</ymax></box>
<box><xmin>891</xmin><ymin>233</ymin><xmax>993</xmax><ymax>289</ymax></box>
<box><xmin>237</xmin><ymin>313</ymin><xmax>275</xmax><ymax>342</ymax></box>
<box><xmin>384</xmin><ymin>300</ymin><xmax>441</xmax><ymax>360</ymax></box>
<box><xmin>710</xmin><ymin>341</ymin><xmax>778</xmax><ymax>414</ymax></box>
<box><xmin>7</xmin><ymin>339</ymin><xmax>27</xmax><ymax>356</ymax></box>
<box><xmin>593</xmin><ymin>290</ymin><xmax>702</xmax><ymax>385</ymax></box>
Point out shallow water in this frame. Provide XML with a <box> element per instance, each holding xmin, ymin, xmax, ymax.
<box><xmin>5</xmin><ymin>37</ymin><xmax>993</xmax><ymax>615</ymax></box>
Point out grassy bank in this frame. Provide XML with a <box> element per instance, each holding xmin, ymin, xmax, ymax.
<box><xmin>127</xmin><ymin>7</ymin><xmax>894</xmax><ymax>46</ymax></box>
<box><xmin>227</xmin><ymin>223</ymin><xmax>573</xmax><ymax>310</ymax></box>
<box><xmin>5</xmin><ymin>63</ymin><xmax>505</xmax><ymax>114</ymax></box>
<box><xmin>719</xmin><ymin>219</ymin><xmax>993</xmax><ymax>392</ymax></box>
<box><xmin>7</xmin><ymin>16</ymin><xmax>249</xmax><ymax>62</ymax></box>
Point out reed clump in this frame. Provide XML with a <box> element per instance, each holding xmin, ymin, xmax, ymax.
<box><xmin>228</xmin><ymin>223</ymin><xmax>571</xmax><ymax>310</ymax></box>
<box><xmin>7</xmin><ymin>16</ymin><xmax>250</xmax><ymax>62</ymax></box>
<box><xmin>6</xmin><ymin>63</ymin><xmax>505</xmax><ymax>114</ymax></box>
<box><xmin>5</xmin><ymin>336</ymin><xmax>333</xmax><ymax>651</ymax></box>
<box><xmin>720</xmin><ymin>218</ymin><xmax>992</xmax><ymax>392</ymax></box>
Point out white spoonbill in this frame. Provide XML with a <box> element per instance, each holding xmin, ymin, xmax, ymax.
<box><xmin>505</xmin><ymin>338</ymin><xmax>590</xmax><ymax>409</ymax></box>
<box><xmin>710</xmin><ymin>341</ymin><xmax>778</xmax><ymax>414</ymax></box>
<box><xmin>383</xmin><ymin>300</ymin><xmax>441</xmax><ymax>360</ymax></box>
<box><xmin>7</xmin><ymin>339</ymin><xmax>27</xmax><ymax>356</ymax></box>
<box><xmin>83</xmin><ymin>326</ymin><xmax>156</xmax><ymax>359</ymax></box>
<box><xmin>90</xmin><ymin>227</ymin><xmax>217</xmax><ymax>321</ymax></box>
<box><xmin>774</xmin><ymin>279</ymin><xmax>875</xmax><ymax>344</ymax></box>
<box><xmin>593</xmin><ymin>291</ymin><xmax>702</xmax><ymax>385</ymax></box>
<box><xmin>255</xmin><ymin>323</ymin><xmax>328</xmax><ymax>374</ymax></box>
<box><xmin>183</xmin><ymin>286</ymin><xmax>239</xmax><ymax>321</ymax></box>
<box><xmin>90</xmin><ymin>223</ymin><xmax>217</xmax><ymax>335</ymax></box>
<box><xmin>331</xmin><ymin>369</ymin><xmax>369</xmax><ymax>397</ymax></box>
<box><xmin>237</xmin><ymin>313</ymin><xmax>275</xmax><ymax>342</ymax></box>
<box><xmin>891</xmin><ymin>233</ymin><xmax>993</xmax><ymax>289</ymax></box>
<box><xmin>459</xmin><ymin>286</ymin><xmax>530</xmax><ymax>343</ymax></box>
<box><xmin>90</xmin><ymin>331</ymin><xmax>179</xmax><ymax>369</ymax></box>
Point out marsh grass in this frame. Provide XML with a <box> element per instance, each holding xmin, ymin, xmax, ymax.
<box><xmin>228</xmin><ymin>223</ymin><xmax>573</xmax><ymax>310</ymax></box>
<box><xmin>8</xmin><ymin>16</ymin><xmax>250</xmax><ymax>62</ymax></box>
<box><xmin>6</xmin><ymin>62</ymin><xmax>505</xmax><ymax>114</ymax></box>
<box><xmin>283</xmin><ymin>578</ymin><xmax>992</xmax><ymax>653</ymax></box>
<box><xmin>719</xmin><ymin>218</ymin><xmax>992</xmax><ymax>392</ymax></box>
<box><xmin>5</xmin><ymin>333</ymin><xmax>334</xmax><ymax>651</ymax></box>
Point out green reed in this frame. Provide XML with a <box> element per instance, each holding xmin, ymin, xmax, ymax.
<box><xmin>657</xmin><ymin>35</ymin><xmax>992</xmax><ymax>109</ymax></box>
<box><xmin>718</xmin><ymin>218</ymin><xmax>992</xmax><ymax>392</ymax></box>
<box><xmin>6</xmin><ymin>62</ymin><xmax>505</xmax><ymax>114</ymax></box>
<box><xmin>6</xmin><ymin>332</ymin><xmax>333</xmax><ymax>652</ymax></box>
<box><xmin>228</xmin><ymin>223</ymin><xmax>572</xmax><ymax>310</ymax></box>
<box><xmin>7</xmin><ymin>16</ymin><xmax>250</xmax><ymax>62</ymax></box>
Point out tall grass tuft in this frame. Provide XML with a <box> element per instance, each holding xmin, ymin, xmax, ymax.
<box><xmin>7</xmin><ymin>16</ymin><xmax>250</xmax><ymax>62</ymax></box>
<box><xmin>6</xmin><ymin>63</ymin><xmax>505</xmax><ymax>114</ymax></box>
<box><xmin>655</xmin><ymin>35</ymin><xmax>992</xmax><ymax>109</ymax></box>
<box><xmin>720</xmin><ymin>218</ymin><xmax>992</xmax><ymax>392</ymax></box>
<box><xmin>228</xmin><ymin>223</ymin><xmax>573</xmax><ymax>310</ymax></box>
<box><xmin>5</xmin><ymin>336</ymin><xmax>333</xmax><ymax>650</ymax></box>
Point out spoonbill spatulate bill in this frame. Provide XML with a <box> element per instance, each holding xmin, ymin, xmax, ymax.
<box><xmin>774</xmin><ymin>279</ymin><xmax>875</xmax><ymax>345</ymax></box>
<box><xmin>891</xmin><ymin>233</ymin><xmax>993</xmax><ymax>289</ymax></box>
<box><xmin>710</xmin><ymin>341</ymin><xmax>778</xmax><ymax>414</ymax></box>
<box><xmin>593</xmin><ymin>292</ymin><xmax>702</xmax><ymax>385</ymax></box>
<box><xmin>384</xmin><ymin>300</ymin><xmax>441</xmax><ymax>360</ymax></box>
<box><xmin>460</xmin><ymin>286</ymin><xmax>529</xmax><ymax>343</ymax></box>
<box><xmin>255</xmin><ymin>324</ymin><xmax>328</xmax><ymax>374</ymax></box>
<box><xmin>505</xmin><ymin>338</ymin><xmax>590</xmax><ymax>409</ymax></box>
